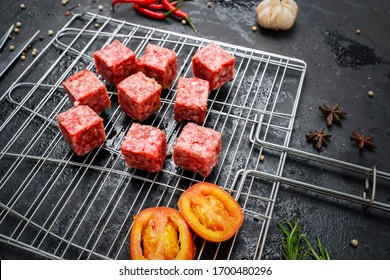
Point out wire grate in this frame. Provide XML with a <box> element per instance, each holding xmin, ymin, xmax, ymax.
<box><xmin>1</xmin><ymin>12</ymin><xmax>307</xmax><ymax>260</ymax></box>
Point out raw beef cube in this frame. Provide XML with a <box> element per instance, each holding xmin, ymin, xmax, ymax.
<box><xmin>173</xmin><ymin>123</ymin><xmax>222</xmax><ymax>177</ymax></box>
<box><xmin>192</xmin><ymin>43</ymin><xmax>236</xmax><ymax>90</ymax></box>
<box><xmin>174</xmin><ymin>77</ymin><xmax>210</xmax><ymax>124</ymax></box>
<box><xmin>93</xmin><ymin>40</ymin><xmax>136</xmax><ymax>85</ymax></box>
<box><xmin>121</xmin><ymin>123</ymin><xmax>167</xmax><ymax>172</ymax></box>
<box><xmin>136</xmin><ymin>44</ymin><xmax>177</xmax><ymax>89</ymax></box>
<box><xmin>56</xmin><ymin>105</ymin><xmax>106</xmax><ymax>156</ymax></box>
<box><xmin>62</xmin><ymin>69</ymin><xmax>110</xmax><ymax>114</ymax></box>
<box><xmin>117</xmin><ymin>71</ymin><xmax>162</xmax><ymax>121</ymax></box>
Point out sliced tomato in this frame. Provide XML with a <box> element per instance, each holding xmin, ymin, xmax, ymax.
<box><xmin>178</xmin><ymin>182</ymin><xmax>244</xmax><ymax>243</ymax></box>
<box><xmin>130</xmin><ymin>207</ymin><xmax>195</xmax><ymax>260</ymax></box>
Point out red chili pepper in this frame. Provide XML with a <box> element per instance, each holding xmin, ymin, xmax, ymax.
<box><xmin>133</xmin><ymin>4</ymin><xmax>167</xmax><ymax>20</ymax></box>
<box><xmin>140</xmin><ymin>3</ymin><xmax>164</xmax><ymax>11</ymax></box>
<box><xmin>161</xmin><ymin>0</ymin><xmax>197</xmax><ymax>33</ymax></box>
<box><xmin>140</xmin><ymin>1</ymin><xmax>177</xmax><ymax>11</ymax></box>
<box><xmin>133</xmin><ymin>3</ymin><xmax>181</xmax><ymax>20</ymax></box>
<box><xmin>112</xmin><ymin>0</ymin><xmax>159</xmax><ymax>10</ymax></box>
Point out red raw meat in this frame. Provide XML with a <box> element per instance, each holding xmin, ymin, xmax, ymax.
<box><xmin>136</xmin><ymin>44</ymin><xmax>177</xmax><ymax>89</ymax></box>
<box><xmin>173</xmin><ymin>123</ymin><xmax>222</xmax><ymax>177</ymax></box>
<box><xmin>62</xmin><ymin>69</ymin><xmax>110</xmax><ymax>114</ymax></box>
<box><xmin>121</xmin><ymin>123</ymin><xmax>167</xmax><ymax>172</ymax></box>
<box><xmin>192</xmin><ymin>43</ymin><xmax>236</xmax><ymax>90</ymax></box>
<box><xmin>93</xmin><ymin>40</ymin><xmax>136</xmax><ymax>85</ymax></box>
<box><xmin>56</xmin><ymin>105</ymin><xmax>106</xmax><ymax>156</ymax></box>
<box><xmin>117</xmin><ymin>71</ymin><xmax>162</xmax><ymax>121</ymax></box>
<box><xmin>174</xmin><ymin>77</ymin><xmax>210</xmax><ymax>124</ymax></box>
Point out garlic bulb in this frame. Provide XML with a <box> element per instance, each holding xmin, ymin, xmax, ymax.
<box><xmin>256</xmin><ymin>0</ymin><xmax>298</xmax><ymax>31</ymax></box>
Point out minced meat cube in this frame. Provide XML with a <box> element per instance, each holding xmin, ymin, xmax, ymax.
<box><xmin>173</xmin><ymin>123</ymin><xmax>222</xmax><ymax>177</ymax></box>
<box><xmin>62</xmin><ymin>69</ymin><xmax>110</xmax><ymax>114</ymax></box>
<box><xmin>121</xmin><ymin>123</ymin><xmax>167</xmax><ymax>172</ymax></box>
<box><xmin>56</xmin><ymin>105</ymin><xmax>106</xmax><ymax>156</ymax></box>
<box><xmin>93</xmin><ymin>40</ymin><xmax>136</xmax><ymax>85</ymax></box>
<box><xmin>117</xmin><ymin>71</ymin><xmax>162</xmax><ymax>121</ymax></box>
<box><xmin>192</xmin><ymin>43</ymin><xmax>236</xmax><ymax>90</ymax></box>
<box><xmin>136</xmin><ymin>44</ymin><xmax>177</xmax><ymax>89</ymax></box>
<box><xmin>174</xmin><ymin>77</ymin><xmax>210</xmax><ymax>124</ymax></box>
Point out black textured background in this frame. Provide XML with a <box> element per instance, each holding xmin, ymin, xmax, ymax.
<box><xmin>0</xmin><ymin>0</ymin><xmax>389</xmax><ymax>260</ymax></box>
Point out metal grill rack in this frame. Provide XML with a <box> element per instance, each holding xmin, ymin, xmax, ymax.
<box><xmin>0</xmin><ymin>13</ymin><xmax>388</xmax><ymax>260</ymax></box>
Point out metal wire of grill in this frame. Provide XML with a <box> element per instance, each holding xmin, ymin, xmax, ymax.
<box><xmin>0</xmin><ymin>13</ymin><xmax>307</xmax><ymax>260</ymax></box>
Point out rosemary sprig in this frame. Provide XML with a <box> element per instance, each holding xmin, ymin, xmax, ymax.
<box><xmin>305</xmin><ymin>235</ymin><xmax>331</xmax><ymax>260</ymax></box>
<box><xmin>276</xmin><ymin>219</ymin><xmax>309</xmax><ymax>260</ymax></box>
<box><xmin>277</xmin><ymin>219</ymin><xmax>331</xmax><ymax>260</ymax></box>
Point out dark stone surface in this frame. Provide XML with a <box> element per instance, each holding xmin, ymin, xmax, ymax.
<box><xmin>0</xmin><ymin>0</ymin><xmax>389</xmax><ymax>260</ymax></box>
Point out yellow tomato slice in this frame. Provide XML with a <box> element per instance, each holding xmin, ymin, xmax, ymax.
<box><xmin>178</xmin><ymin>182</ymin><xmax>244</xmax><ymax>243</ymax></box>
<box><xmin>130</xmin><ymin>207</ymin><xmax>195</xmax><ymax>260</ymax></box>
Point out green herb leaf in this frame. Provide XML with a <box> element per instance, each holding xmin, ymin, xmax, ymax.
<box><xmin>276</xmin><ymin>219</ymin><xmax>308</xmax><ymax>260</ymax></box>
<box><xmin>277</xmin><ymin>219</ymin><xmax>331</xmax><ymax>260</ymax></box>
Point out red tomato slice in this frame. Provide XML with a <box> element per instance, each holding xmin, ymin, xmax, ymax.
<box><xmin>130</xmin><ymin>207</ymin><xmax>195</xmax><ymax>260</ymax></box>
<box><xmin>178</xmin><ymin>182</ymin><xmax>244</xmax><ymax>243</ymax></box>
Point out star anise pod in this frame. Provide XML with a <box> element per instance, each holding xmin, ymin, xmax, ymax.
<box><xmin>350</xmin><ymin>130</ymin><xmax>377</xmax><ymax>150</ymax></box>
<box><xmin>306</xmin><ymin>128</ymin><xmax>332</xmax><ymax>151</ymax></box>
<box><xmin>319</xmin><ymin>103</ymin><xmax>347</xmax><ymax>126</ymax></box>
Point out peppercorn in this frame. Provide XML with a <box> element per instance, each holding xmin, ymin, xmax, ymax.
<box><xmin>39</xmin><ymin>35</ymin><xmax>44</xmax><ymax>41</ymax></box>
<box><xmin>181</xmin><ymin>19</ymin><xmax>187</xmax><ymax>25</ymax></box>
<box><xmin>251</xmin><ymin>25</ymin><xmax>258</xmax><ymax>32</ymax></box>
<box><xmin>356</xmin><ymin>29</ymin><xmax>361</xmax><ymax>35</ymax></box>
<box><xmin>16</xmin><ymin>22</ymin><xmax>22</xmax><ymax>28</ymax></box>
<box><xmin>13</xmin><ymin>28</ymin><xmax>20</xmax><ymax>34</ymax></box>
<box><xmin>62</xmin><ymin>0</ymin><xmax>68</xmax><ymax>5</ymax></box>
<box><xmin>98</xmin><ymin>5</ymin><xmax>104</xmax><ymax>11</ymax></box>
<box><xmin>350</xmin><ymin>239</ymin><xmax>358</xmax><ymax>247</ymax></box>
<box><xmin>94</xmin><ymin>23</ymin><xmax>100</xmax><ymax>28</ymax></box>
<box><xmin>368</xmin><ymin>90</ymin><xmax>374</xmax><ymax>97</ymax></box>
<box><xmin>260</xmin><ymin>154</ymin><xmax>265</xmax><ymax>162</ymax></box>
<box><xmin>21</xmin><ymin>55</ymin><xmax>26</xmax><ymax>61</ymax></box>
<box><xmin>9</xmin><ymin>45</ymin><xmax>15</xmax><ymax>51</ymax></box>
<box><xmin>207</xmin><ymin>2</ymin><xmax>213</xmax><ymax>8</ymax></box>
<box><xmin>48</xmin><ymin>29</ymin><xmax>54</xmax><ymax>36</ymax></box>
<box><xmin>20</xmin><ymin>3</ymin><xmax>26</xmax><ymax>10</ymax></box>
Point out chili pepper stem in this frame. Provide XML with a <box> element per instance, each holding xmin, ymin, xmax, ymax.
<box><xmin>185</xmin><ymin>16</ymin><xmax>197</xmax><ymax>34</ymax></box>
<box><xmin>67</xmin><ymin>3</ymin><xmax>80</xmax><ymax>12</ymax></box>
<box><xmin>164</xmin><ymin>4</ymin><xmax>183</xmax><ymax>17</ymax></box>
<box><xmin>161</xmin><ymin>0</ymin><xmax>197</xmax><ymax>34</ymax></box>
